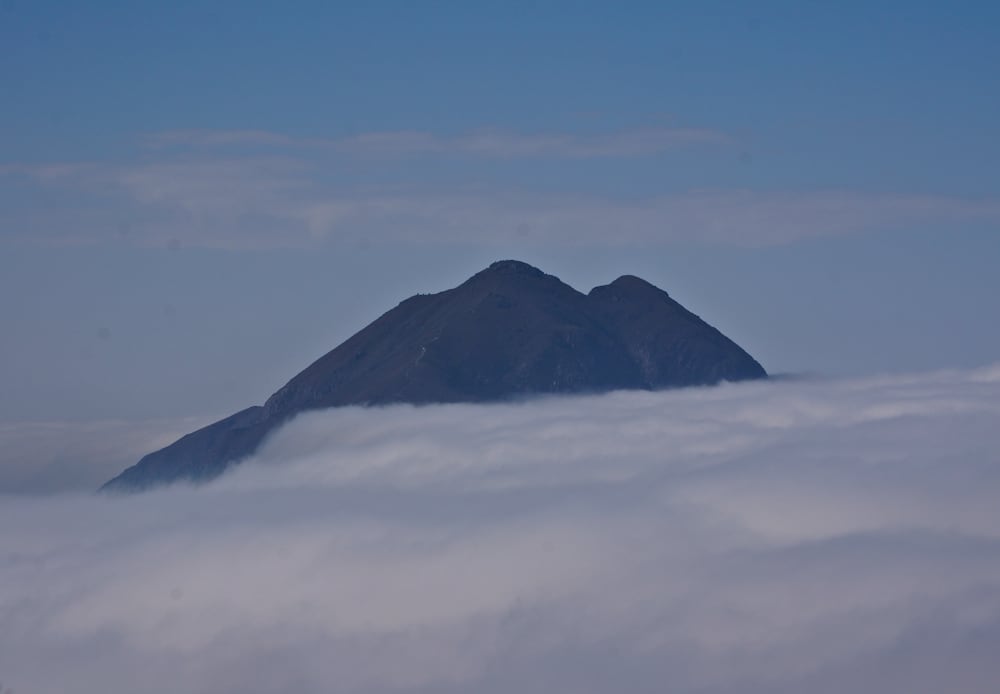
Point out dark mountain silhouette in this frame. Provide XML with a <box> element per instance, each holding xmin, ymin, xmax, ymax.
<box><xmin>102</xmin><ymin>260</ymin><xmax>766</xmax><ymax>491</ymax></box>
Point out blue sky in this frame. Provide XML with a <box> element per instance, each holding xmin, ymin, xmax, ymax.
<box><xmin>2</xmin><ymin>1</ymin><xmax>999</xmax><ymax>420</ymax></box>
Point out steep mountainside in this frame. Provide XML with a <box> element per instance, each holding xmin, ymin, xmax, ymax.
<box><xmin>102</xmin><ymin>260</ymin><xmax>765</xmax><ymax>491</ymax></box>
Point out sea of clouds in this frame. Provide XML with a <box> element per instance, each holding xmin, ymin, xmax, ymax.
<box><xmin>2</xmin><ymin>365</ymin><xmax>1000</xmax><ymax>693</ymax></box>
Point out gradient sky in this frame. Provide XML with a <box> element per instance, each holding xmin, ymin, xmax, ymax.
<box><xmin>2</xmin><ymin>1</ymin><xmax>999</xmax><ymax>421</ymax></box>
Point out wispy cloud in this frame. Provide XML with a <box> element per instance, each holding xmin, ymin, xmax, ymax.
<box><xmin>144</xmin><ymin>126</ymin><xmax>729</xmax><ymax>159</ymax></box>
<box><xmin>1</xmin><ymin>365</ymin><xmax>1000</xmax><ymax>692</ymax></box>
<box><xmin>4</xmin><ymin>155</ymin><xmax>1000</xmax><ymax>250</ymax></box>
<box><xmin>144</xmin><ymin>129</ymin><xmax>301</xmax><ymax>149</ymax></box>
<box><xmin>5</xmin><ymin>122</ymin><xmax>1000</xmax><ymax>250</ymax></box>
<box><xmin>290</xmin><ymin>187</ymin><xmax>1000</xmax><ymax>247</ymax></box>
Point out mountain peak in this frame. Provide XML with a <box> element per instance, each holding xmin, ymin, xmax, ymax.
<box><xmin>486</xmin><ymin>259</ymin><xmax>545</xmax><ymax>276</ymax></box>
<box><xmin>610</xmin><ymin>274</ymin><xmax>656</xmax><ymax>289</ymax></box>
<box><xmin>471</xmin><ymin>260</ymin><xmax>552</xmax><ymax>284</ymax></box>
<box><xmin>607</xmin><ymin>274</ymin><xmax>666</xmax><ymax>294</ymax></box>
<box><xmin>588</xmin><ymin>275</ymin><xmax>669</xmax><ymax>304</ymax></box>
<box><xmin>464</xmin><ymin>259</ymin><xmax>569</xmax><ymax>296</ymax></box>
<box><xmin>102</xmin><ymin>262</ymin><xmax>766</xmax><ymax>492</ymax></box>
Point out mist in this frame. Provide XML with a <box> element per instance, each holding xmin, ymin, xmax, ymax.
<box><xmin>2</xmin><ymin>365</ymin><xmax>1000</xmax><ymax>693</ymax></box>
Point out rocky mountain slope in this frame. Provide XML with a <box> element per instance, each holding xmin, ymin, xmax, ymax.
<box><xmin>102</xmin><ymin>260</ymin><xmax>766</xmax><ymax>491</ymax></box>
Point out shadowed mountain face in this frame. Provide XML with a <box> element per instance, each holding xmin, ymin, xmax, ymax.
<box><xmin>102</xmin><ymin>261</ymin><xmax>766</xmax><ymax>491</ymax></box>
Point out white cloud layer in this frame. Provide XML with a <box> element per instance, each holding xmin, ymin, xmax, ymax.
<box><xmin>2</xmin><ymin>365</ymin><xmax>1000</xmax><ymax>693</ymax></box>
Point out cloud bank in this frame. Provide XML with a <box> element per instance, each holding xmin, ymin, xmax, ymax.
<box><xmin>2</xmin><ymin>365</ymin><xmax>1000</xmax><ymax>693</ymax></box>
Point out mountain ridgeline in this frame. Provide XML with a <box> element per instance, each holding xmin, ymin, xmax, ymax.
<box><xmin>102</xmin><ymin>261</ymin><xmax>766</xmax><ymax>491</ymax></box>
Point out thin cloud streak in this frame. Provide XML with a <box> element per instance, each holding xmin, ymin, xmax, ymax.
<box><xmin>293</xmin><ymin>187</ymin><xmax>1000</xmax><ymax>247</ymax></box>
<box><xmin>143</xmin><ymin>126</ymin><xmax>730</xmax><ymax>159</ymax></box>
<box><xmin>1</xmin><ymin>365</ymin><xmax>1000</xmax><ymax>692</ymax></box>
<box><xmin>4</xmin><ymin>156</ymin><xmax>1000</xmax><ymax>249</ymax></box>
